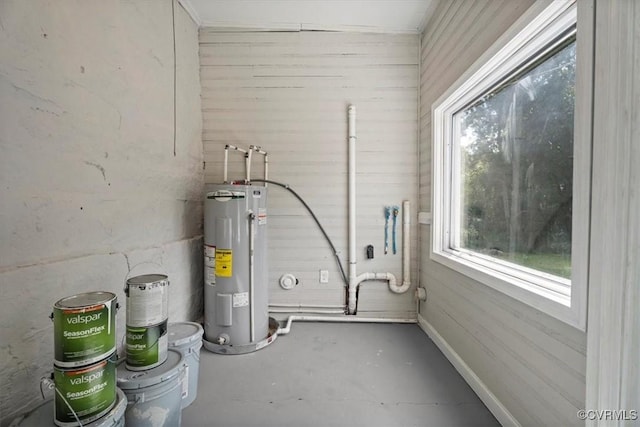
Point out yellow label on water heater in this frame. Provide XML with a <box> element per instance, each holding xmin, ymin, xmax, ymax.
<box><xmin>215</xmin><ymin>249</ymin><xmax>232</xmax><ymax>277</ymax></box>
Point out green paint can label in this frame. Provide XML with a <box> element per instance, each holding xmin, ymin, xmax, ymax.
<box><xmin>125</xmin><ymin>320</ymin><xmax>168</xmax><ymax>371</ymax></box>
<box><xmin>54</xmin><ymin>355</ymin><xmax>116</xmax><ymax>426</ymax></box>
<box><xmin>53</xmin><ymin>292</ymin><xmax>117</xmax><ymax>368</ymax></box>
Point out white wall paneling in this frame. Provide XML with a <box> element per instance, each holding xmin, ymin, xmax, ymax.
<box><xmin>586</xmin><ymin>0</ymin><xmax>640</xmax><ymax>424</ymax></box>
<box><xmin>200</xmin><ymin>31</ymin><xmax>419</xmax><ymax>317</ymax></box>
<box><xmin>418</xmin><ymin>1</ymin><xmax>587</xmax><ymax>426</ymax></box>
<box><xmin>0</xmin><ymin>1</ymin><xmax>203</xmax><ymax>424</ymax></box>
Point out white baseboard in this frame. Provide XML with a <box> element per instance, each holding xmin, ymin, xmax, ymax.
<box><xmin>417</xmin><ymin>314</ymin><xmax>521</xmax><ymax>427</ymax></box>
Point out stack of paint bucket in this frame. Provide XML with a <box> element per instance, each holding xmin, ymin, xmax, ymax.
<box><xmin>51</xmin><ymin>292</ymin><xmax>121</xmax><ymax>426</ymax></box>
<box><xmin>123</xmin><ymin>274</ymin><xmax>170</xmax><ymax>371</ymax></box>
<box><xmin>117</xmin><ymin>274</ymin><xmax>186</xmax><ymax>427</ymax></box>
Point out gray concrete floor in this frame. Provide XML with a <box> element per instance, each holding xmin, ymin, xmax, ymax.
<box><xmin>182</xmin><ymin>322</ymin><xmax>499</xmax><ymax>427</ymax></box>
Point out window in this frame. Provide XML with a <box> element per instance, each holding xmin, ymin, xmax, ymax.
<box><xmin>432</xmin><ymin>0</ymin><xmax>590</xmax><ymax>329</ymax></box>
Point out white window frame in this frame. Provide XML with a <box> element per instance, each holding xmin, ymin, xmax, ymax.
<box><xmin>431</xmin><ymin>0</ymin><xmax>591</xmax><ymax>330</ymax></box>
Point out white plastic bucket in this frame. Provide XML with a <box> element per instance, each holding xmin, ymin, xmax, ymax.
<box><xmin>167</xmin><ymin>322</ymin><xmax>204</xmax><ymax>408</ymax></box>
<box><xmin>116</xmin><ymin>349</ymin><xmax>185</xmax><ymax>427</ymax></box>
<box><xmin>10</xmin><ymin>388</ymin><xmax>126</xmax><ymax>427</ymax></box>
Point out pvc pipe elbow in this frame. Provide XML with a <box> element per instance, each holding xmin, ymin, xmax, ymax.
<box><xmin>347</xmin><ymin>289</ymin><xmax>358</xmax><ymax>314</ymax></box>
<box><xmin>389</xmin><ymin>281</ymin><xmax>411</xmax><ymax>294</ymax></box>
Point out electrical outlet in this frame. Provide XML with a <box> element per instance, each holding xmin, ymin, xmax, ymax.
<box><xmin>319</xmin><ymin>270</ymin><xmax>329</xmax><ymax>283</ymax></box>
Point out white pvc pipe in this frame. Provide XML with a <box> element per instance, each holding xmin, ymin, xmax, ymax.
<box><xmin>249</xmin><ymin>145</ymin><xmax>269</xmax><ymax>186</ymax></box>
<box><xmin>269</xmin><ymin>303</ymin><xmax>345</xmax><ymax>309</ymax></box>
<box><xmin>249</xmin><ymin>210</ymin><xmax>255</xmax><ymax>342</ymax></box>
<box><xmin>390</xmin><ymin>200</ymin><xmax>411</xmax><ymax>294</ymax></box>
<box><xmin>269</xmin><ymin>308</ymin><xmax>345</xmax><ymax>314</ymax></box>
<box><xmin>264</xmin><ymin>154</ymin><xmax>269</xmax><ymax>183</ymax></box>
<box><xmin>225</xmin><ymin>144</ymin><xmax>249</xmax><ymax>183</ymax></box>
<box><xmin>348</xmin><ymin>105</ymin><xmax>358</xmax><ymax>313</ymax></box>
<box><xmin>224</xmin><ymin>145</ymin><xmax>229</xmax><ymax>183</ymax></box>
<box><xmin>276</xmin><ymin>315</ymin><xmax>416</xmax><ymax>336</ymax></box>
<box><xmin>346</xmin><ymin>106</ymin><xmax>411</xmax><ymax>314</ymax></box>
<box><xmin>247</xmin><ymin>148</ymin><xmax>253</xmax><ymax>183</ymax></box>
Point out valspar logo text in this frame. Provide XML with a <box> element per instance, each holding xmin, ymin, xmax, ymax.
<box><xmin>127</xmin><ymin>332</ymin><xmax>144</xmax><ymax>340</ymax></box>
<box><xmin>69</xmin><ymin>369</ymin><xmax>104</xmax><ymax>386</ymax></box>
<box><xmin>66</xmin><ymin>311</ymin><xmax>103</xmax><ymax>325</ymax></box>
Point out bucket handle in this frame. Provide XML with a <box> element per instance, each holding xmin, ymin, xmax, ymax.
<box><xmin>123</xmin><ymin>261</ymin><xmax>168</xmax><ymax>293</ymax></box>
<box><xmin>47</xmin><ymin>380</ymin><xmax>84</xmax><ymax>427</ymax></box>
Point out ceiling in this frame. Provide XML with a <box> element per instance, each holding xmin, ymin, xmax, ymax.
<box><xmin>178</xmin><ymin>0</ymin><xmax>436</xmax><ymax>34</ymax></box>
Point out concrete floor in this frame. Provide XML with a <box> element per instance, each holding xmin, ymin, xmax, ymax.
<box><xmin>182</xmin><ymin>322</ymin><xmax>499</xmax><ymax>427</ymax></box>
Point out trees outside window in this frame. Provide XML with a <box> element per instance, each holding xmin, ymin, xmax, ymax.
<box><xmin>455</xmin><ymin>40</ymin><xmax>575</xmax><ymax>279</ymax></box>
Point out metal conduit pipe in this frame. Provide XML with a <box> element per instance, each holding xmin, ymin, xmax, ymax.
<box><xmin>276</xmin><ymin>315</ymin><xmax>417</xmax><ymax>336</ymax></box>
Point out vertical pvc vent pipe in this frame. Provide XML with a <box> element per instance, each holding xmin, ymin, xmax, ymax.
<box><xmin>346</xmin><ymin>106</ymin><xmax>411</xmax><ymax>314</ymax></box>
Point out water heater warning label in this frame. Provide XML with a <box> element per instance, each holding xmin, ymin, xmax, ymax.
<box><xmin>215</xmin><ymin>249</ymin><xmax>232</xmax><ymax>277</ymax></box>
<box><xmin>204</xmin><ymin>245</ymin><xmax>216</xmax><ymax>285</ymax></box>
<box><xmin>233</xmin><ymin>292</ymin><xmax>249</xmax><ymax>308</ymax></box>
<box><xmin>258</xmin><ymin>208</ymin><xmax>267</xmax><ymax>225</ymax></box>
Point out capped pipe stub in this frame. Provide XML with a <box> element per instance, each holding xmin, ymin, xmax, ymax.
<box><xmin>279</xmin><ymin>274</ymin><xmax>298</xmax><ymax>290</ymax></box>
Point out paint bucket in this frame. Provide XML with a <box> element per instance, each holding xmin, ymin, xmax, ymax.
<box><xmin>10</xmin><ymin>388</ymin><xmax>126</xmax><ymax>427</ymax></box>
<box><xmin>124</xmin><ymin>274</ymin><xmax>169</xmax><ymax>327</ymax></box>
<box><xmin>117</xmin><ymin>348</ymin><xmax>185</xmax><ymax>427</ymax></box>
<box><xmin>52</xmin><ymin>292</ymin><xmax>117</xmax><ymax>368</ymax></box>
<box><xmin>53</xmin><ymin>353</ymin><xmax>117</xmax><ymax>426</ymax></box>
<box><xmin>125</xmin><ymin>321</ymin><xmax>168</xmax><ymax>371</ymax></box>
<box><xmin>167</xmin><ymin>322</ymin><xmax>204</xmax><ymax>408</ymax></box>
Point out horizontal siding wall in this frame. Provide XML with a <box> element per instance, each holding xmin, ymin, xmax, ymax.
<box><xmin>418</xmin><ymin>1</ymin><xmax>587</xmax><ymax>426</ymax></box>
<box><xmin>200</xmin><ymin>31</ymin><xmax>419</xmax><ymax>317</ymax></box>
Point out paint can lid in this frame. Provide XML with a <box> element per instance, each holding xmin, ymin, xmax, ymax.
<box><xmin>116</xmin><ymin>349</ymin><xmax>184</xmax><ymax>389</ymax></box>
<box><xmin>54</xmin><ymin>291</ymin><xmax>117</xmax><ymax>309</ymax></box>
<box><xmin>126</xmin><ymin>274</ymin><xmax>168</xmax><ymax>286</ymax></box>
<box><xmin>168</xmin><ymin>322</ymin><xmax>204</xmax><ymax>347</ymax></box>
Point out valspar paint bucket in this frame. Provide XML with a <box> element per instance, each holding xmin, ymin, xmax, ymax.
<box><xmin>52</xmin><ymin>292</ymin><xmax>117</xmax><ymax>368</ymax></box>
<box><xmin>125</xmin><ymin>274</ymin><xmax>169</xmax><ymax>327</ymax></box>
<box><xmin>53</xmin><ymin>353</ymin><xmax>117</xmax><ymax>426</ymax></box>
<box><xmin>11</xmin><ymin>388</ymin><xmax>126</xmax><ymax>427</ymax></box>
<box><xmin>117</xmin><ymin>348</ymin><xmax>185</xmax><ymax>427</ymax></box>
<box><xmin>167</xmin><ymin>322</ymin><xmax>204</xmax><ymax>408</ymax></box>
<box><xmin>125</xmin><ymin>321</ymin><xmax>168</xmax><ymax>371</ymax></box>
<box><xmin>125</xmin><ymin>274</ymin><xmax>169</xmax><ymax>370</ymax></box>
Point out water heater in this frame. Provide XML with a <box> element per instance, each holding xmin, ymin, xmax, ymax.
<box><xmin>203</xmin><ymin>183</ymin><xmax>271</xmax><ymax>354</ymax></box>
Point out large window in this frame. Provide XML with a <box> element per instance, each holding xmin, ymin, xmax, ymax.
<box><xmin>432</xmin><ymin>0</ymin><xmax>590</xmax><ymax>329</ymax></box>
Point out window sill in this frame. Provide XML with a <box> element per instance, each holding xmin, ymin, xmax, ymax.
<box><xmin>430</xmin><ymin>249</ymin><xmax>583</xmax><ymax>329</ymax></box>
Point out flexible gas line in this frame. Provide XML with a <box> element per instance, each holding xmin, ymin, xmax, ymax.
<box><xmin>250</xmin><ymin>179</ymin><xmax>349</xmax><ymax>287</ymax></box>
